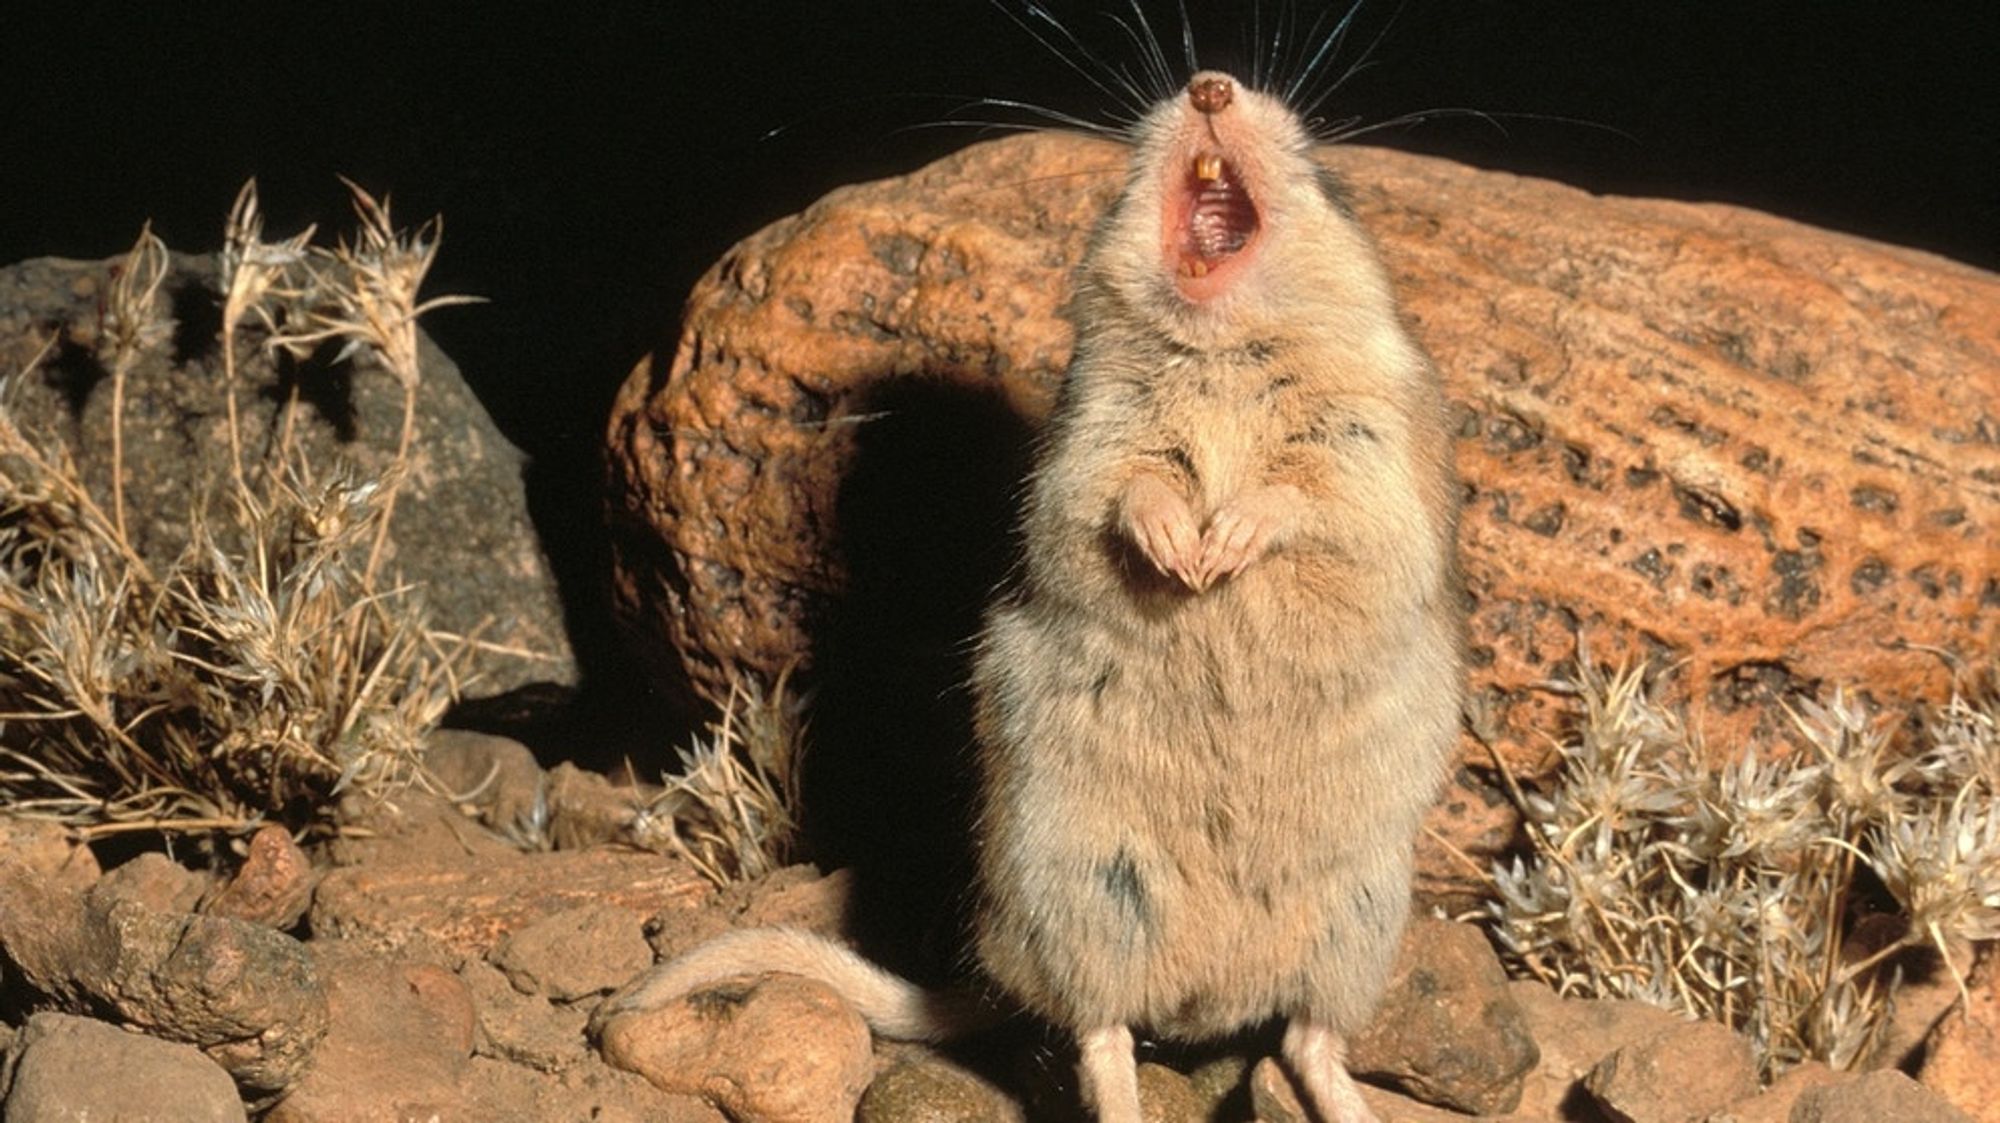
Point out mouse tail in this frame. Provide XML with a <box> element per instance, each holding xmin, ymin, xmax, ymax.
<box><xmin>589</xmin><ymin>926</ymin><xmax>990</xmax><ymax>1043</ymax></box>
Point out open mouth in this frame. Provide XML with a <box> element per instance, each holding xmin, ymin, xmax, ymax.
<box><xmin>1175</xmin><ymin>151</ymin><xmax>1260</xmax><ymax>286</ymax></box>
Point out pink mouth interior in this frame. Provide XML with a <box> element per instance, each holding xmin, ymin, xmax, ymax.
<box><xmin>1174</xmin><ymin>156</ymin><xmax>1261</xmax><ymax>292</ymax></box>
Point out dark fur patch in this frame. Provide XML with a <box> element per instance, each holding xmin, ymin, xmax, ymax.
<box><xmin>1090</xmin><ymin>663</ymin><xmax>1118</xmax><ymax>700</ymax></box>
<box><xmin>1100</xmin><ymin>849</ymin><xmax>1154</xmax><ymax>933</ymax></box>
<box><xmin>1287</xmin><ymin>411</ymin><xmax>1379</xmax><ymax>447</ymax></box>
<box><xmin>1144</xmin><ymin>444</ymin><xmax>1199</xmax><ymax>488</ymax></box>
<box><xmin>1256</xmin><ymin>372</ymin><xmax>1299</xmax><ymax>401</ymax></box>
<box><xmin>1314</xmin><ymin>166</ymin><xmax>1357</xmax><ymax>217</ymax></box>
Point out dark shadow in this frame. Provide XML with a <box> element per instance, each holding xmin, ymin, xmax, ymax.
<box><xmin>259</xmin><ymin>342</ymin><xmax>357</xmax><ymax>445</ymax></box>
<box><xmin>800</xmin><ymin>376</ymin><xmax>1036</xmax><ymax>986</ymax></box>
<box><xmin>167</xmin><ymin>276</ymin><xmax>220</xmax><ymax>366</ymax></box>
<box><xmin>41</xmin><ymin>328</ymin><xmax>107</xmax><ymax>419</ymax></box>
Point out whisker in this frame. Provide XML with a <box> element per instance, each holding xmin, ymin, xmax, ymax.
<box><xmin>916</xmin><ymin>96</ymin><xmax>1140</xmax><ymax>141</ymax></box>
<box><xmin>1117</xmin><ymin>0</ymin><xmax>1178</xmax><ymax>100</ymax></box>
<box><xmin>1176</xmin><ymin>0</ymin><xmax>1200</xmax><ymax>76</ymax></box>
<box><xmin>1283</xmin><ymin>2</ymin><xmax>1365</xmax><ymax>105</ymax></box>
<box><xmin>1290</xmin><ymin>1</ymin><xmax>1387</xmax><ymax>111</ymax></box>
<box><xmin>1316</xmin><ymin>107</ymin><xmax>1636</xmax><ymax>147</ymax></box>
<box><xmin>994</xmin><ymin>1</ymin><xmax>1151</xmax><ymax>121</ymax></box>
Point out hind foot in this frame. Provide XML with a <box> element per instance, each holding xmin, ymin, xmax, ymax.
<box><xmin>1283</xmin><ymin>1018</ymin><xmax>1378</xmax><ymax>1123</ymax></box>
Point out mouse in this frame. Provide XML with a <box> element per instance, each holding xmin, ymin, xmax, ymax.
<box><xmin>595</xmin><ymin>68</ymin><xmax>1463</xmax><ymax>1123</ymax></box>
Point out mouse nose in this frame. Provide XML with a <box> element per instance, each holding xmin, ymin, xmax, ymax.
<box><xmin>1187</xmin><ymin>72</ymin><xmax>1234</xmax><ymax>115</ymax></box>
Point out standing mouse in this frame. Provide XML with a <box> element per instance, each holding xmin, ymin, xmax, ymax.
<box><xmin>968</xmin><ymin>67</ymin><xmax>1461</xmax><ymax>1121</ymax></box>
<box><xmin>595</xmin><ymin>69</ymin><xmax>1462</xmax><ymax>1123</ymax></box>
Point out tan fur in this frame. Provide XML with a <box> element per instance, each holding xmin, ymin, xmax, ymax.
<box><xmin>597</xmin><ymin>72</ymin><xmax>1460</xmax><ymax>1123</ymax></box>
<box><xmin>970</xmin><ymin>72</ymin><xmax>1461</xmax><ymax>1120</ymax></box>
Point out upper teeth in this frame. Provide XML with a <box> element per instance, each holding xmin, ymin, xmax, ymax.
<box><xmin>1195</xmin><ymin>154</ymin><xmax>1222</xmax><ymax>181</ymax></box>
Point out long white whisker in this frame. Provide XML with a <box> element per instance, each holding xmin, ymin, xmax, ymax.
<box><xmin>1119</xmin><ymin>0</ymin><xmax>1177</xmax><ymax>100</ymax></box>
<box><xmin>1285</xmin><ymin>2</ymin><xmax>1366</xmax><ymax>105</ymax></box>
<box><xmin>1177</xmin><ymin>0</ymin><xmax>1200</xmax><ymax>76</ymax></box>
<box><xmin>996</xmin><ymin>1</ymin><xmax>1150</xmax><ymax>120</ymax></box>
<box><xmin>928</xmin><ymin>96</ymin><xmax>1139</xmax><ymax>140</ymax></box>
<box><xmin>1317</xmin><ymin>107</ymin><xmax>1511</xmax><ymax>145</ymax></box>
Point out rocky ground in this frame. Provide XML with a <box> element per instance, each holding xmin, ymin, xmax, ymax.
<box><xmin>0</xmin><ymin>729</ymin><xmax>1989</xmax><ymax>1122</ymax></box>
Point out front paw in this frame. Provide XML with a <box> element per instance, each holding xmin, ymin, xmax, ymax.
<box><xmin>1196</xmin><ymin>485</ymin><xmax>1299</xmax><ymax>587</ymax></box>
<box><xmin>1117</xmin><ymin>473</ymin><xmax>1204</xmax><ymax>590</ymax></box>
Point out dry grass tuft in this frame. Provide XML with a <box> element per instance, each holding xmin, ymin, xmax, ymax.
<box><xmin>631</xmin><ymin>674</ymin><xmax>804</xmax><ymax>886</ymax></box>
<box><xmin>0</xmin><ymin>180</ymin><xmax>477</xmax><ymax>839</ymax></box>
<box><xmin>1487</xmin><ymin>649</ymin><xmax>1999</xmax><ymax>1078</ymax></box>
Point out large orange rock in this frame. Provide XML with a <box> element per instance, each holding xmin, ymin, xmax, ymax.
<box><xmin>605</xmin><ymin>132</ymin><xmax>1998</xmax><ymax>804</ymax></box>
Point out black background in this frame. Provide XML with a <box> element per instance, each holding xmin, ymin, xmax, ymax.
<box><xmin>2</xmin><ymin>1</ymin><xmax>1993</xmax><ymax>722</ymax></box>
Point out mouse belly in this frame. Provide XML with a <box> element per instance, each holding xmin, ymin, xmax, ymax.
<box><xmin>970</xmin><ymin>591</ymin><xmax>1455</xmax><ymax>1039</ymax></box>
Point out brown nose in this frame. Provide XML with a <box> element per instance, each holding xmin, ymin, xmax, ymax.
<box><xmin>1187</xmin><ymin>73</ymin><xmax>1233</xmax><ymax>115</ymax></box>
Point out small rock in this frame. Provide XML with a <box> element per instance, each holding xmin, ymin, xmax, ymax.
<box><xmin>1581</xmin><ymin>1017</ymin><xmax>1757</xmax><ymax>1123</ymax></box>
<box><xmin>1349</xmin><ymin>917</ymin><xmax>1539</xmax><ymax>1113</ymax></box>
<box><xmin>426</xmin><ymin>728</ymin><xmax>550</xmax><ymax>846</ymax></box>
<box><xmin>87</xmin><ymin>851</ymin><xmax>210</xmax><ymax>915</ymax></box>
<box><xmin>492</xmin><ymin>903</ymin><xmax>653</xmax><ymax>1002</ymax></box>
<box><xmin>324</xmin><ymin>785</ymin><xmax>523</xmax><ymax>870</ymax></box>
<box><xmin>1186</xmin><ymin>1053</ymin><xmax>1253</xmax><ymax>1118</ymax></box>
<box><xmin>597</xmin><ymin>971</ymin><xmax>873</xmax><ymax>1123</ymax></box>
<box><xmin>545</xmin><ymin>761</ymin><xmax>657</xmax><ymax>850</ymax></box>
<box><xmin>264</xmin><ymin>941</ymin><xmax>477</xmax><ymax>1123</ymax></box>
<box><xmin>1868</xmin><ymin>939</ymin><xmax>1977</xmax><ymax>1070</ymax></box>
<box><xmin>0</xmin><ymin>867</ymin><xmax>325</xmax><ymax>1093</ymax></box>
<box><xmin>729</xmin><ymin>865</ymin><xmax>853</xmax><ymax>934</ymax></box>
<box><xmin>201</xmin><ymin>824</ymin><xmax>313</xmax><ymax>929</ymax></box>
<box><xmin>0</xmin><ymin>816</ymin><xmax>99</xmax><ymax>892</ymax></box>
<box><xmin>858</xmin><ymin>1053</ymin><xmax>1025</xmax><ymax>1122</ymax></box>
<box><xmin>1506</xmin><ymin>979</ymin><xmax>1687</xmax><ymax>1118</ymax></box>
<box><xmin>3</xmin><ymin>1012</ymin><xmax>246</xmax><ymax>1123</ymax></box>
<box><xmin>1712</xmin><ymin>1059</ymin><xmax>1846</xmax><ymax>1123</ymax></box>
<box><xmin>460</xmin><ymin>958</ymin><xmax>592</xmax><ymax>1072</ymax></box>
<box><xmin>311</xmin><ymin>844</ymin><xmax>711</xmax><ymax>961</ymax></box>
<box><xmin>1136</xmin><ymin>1062</ymin><xmax>1204</xmax><ymax>1123</ymax></box>
<box><xmin>1917</xmin><ymin>947</ymin><xmax>1999</xmax><ymax>1122</ymax></box>
<box><xmin>1791</xmin><ymin>1069</ymin><xmax>1974</xmax><ymax>1123</ymax></box>
<box><xmin>1247</xmin><ymin>1056</ymin><xmax>1491</xmax><ymax>1123</ymax></box>
<box><xmin>638</xmin><ymin>864</ymin><xmax>849</xmax><ymax>967</ymax></box>
<box><xmin>459</xmin><ymin>1054</ymin><xmax>727</xmax><ymax>1123</ymax></box>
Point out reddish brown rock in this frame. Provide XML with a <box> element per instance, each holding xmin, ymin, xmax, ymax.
<box><xmin>857</xmin><ymin>1053</ymin><xmax>1025</xmax><ymax>1123</ymax></box>
<box><xmin>1580</xmin><ymin>1017</ymin><xmax>1758</xmax><ymax>1123</ymax></box>
<box><xmin>202</xmin><ymin>824</ymin><xmax>313</xmax><ymax>929</ymax></box>
<box><xmin>544</xmin><ymin>761</ymin><xmax>658</xmax><ymax>850</ymax></box>
<box><xmin>1245</xmin><ymin>1056</ymin><xmax>1506</xmax><ymax>1123</ymax></box>
<box><xmin>0</xmin><ymin>815</ymin><xmax>99</xmax><ymax>892</ymax></box>
<box><xmin>89</xmin><ymin>851</ymin><xmax>211</xmax><ymax>915</ymax></box>
<box><xmin>3</xmin><ymin>1012</ymin><xmax>247</xmax><ymax>1123</ymax></box>
<box><xmin>490</xmin><ymin>903</ymin><xmax>653</xmax><ymax>1003</ymax></box>
<box><xmin>1868</xmin><ymin>939</ymin><xmax>1976</xmax><ymax>1070</ymax></box>
<box><xmin>310</xmin><ymin>846</ymin><xmax>710</xmax><ymax>962</ymax></box>
<box><xmin>1791</xmin><ymin>1069</ymin><xmax>1975</xmax><ymax>1123</ymax></box>
<box><xmin>1504</xmin><ymin>979</ymin><xmax>1689</xmax><ymax>1119</ymax></box>
<box><xmin>1349</xmin><ymin>918</ymin><xmax>1539</xmax><ymax>1114</ymax></box>
<box><xmin>1918</xmin><ymin>947</ymin><xmax>2000</xmax><ymax>1122</ymax></box>
<box><xmin>458</xmin><ymin>1054</ymin><xmax>727</xmax><ymax>1123</ymax></box>
<box><xmin>459</xmin><ymin>957</ymin><xmax>593</xmax><ymax>1073</ymax></box>
<box><xmin>1721</xmin><ymin>1060</ymin><xmax>1849</xmax><ymax>1123</ymax></box>
<box><xmin>605</xmin><ymin>132</ymin><xmax>1999</xmax><ymax>883</ymax></box>
<box><xmin>0</xmin><ymin>865</ymin><xmax>325</xmax><ymax>1093</ymax></box>
<box><xmin>424</xmin><ymin>728</ymin><xmax>551</xmax><ymax>846</ymax></box>
<box><xmin>596</xmin><ymin>971</ymin><xmax>873</xmax><ymax>1123</ymax></box>
<box><xmin>264</xmin><ymin>942</ymin><xmax>476</xmax><ymax>1123</ymax></box>
<box><xmin>1134</xmin><ymin>1062</ymin><xmax>1205</xmax><ymax>1122</ymax></box>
